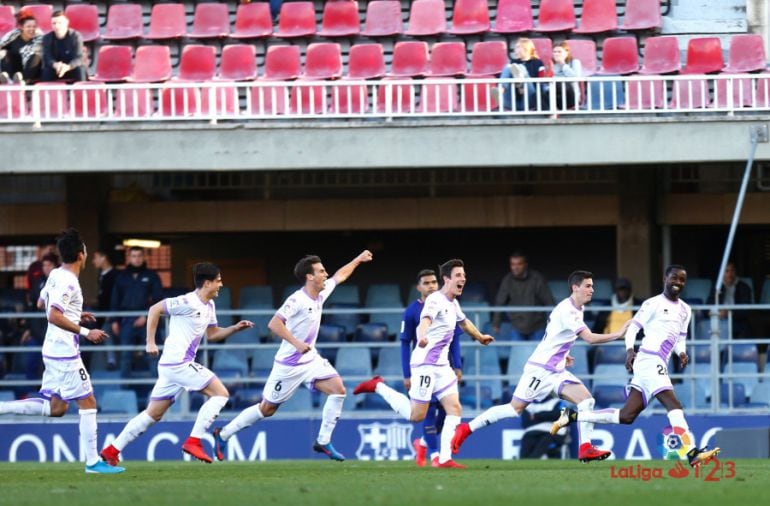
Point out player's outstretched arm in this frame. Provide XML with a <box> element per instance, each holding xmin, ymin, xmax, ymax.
<box><xmin>578</xmin><ymin>320</ymin><xmax>631</xmax><ymax>345</ymax></box>
<box><xmin>48</xmin><ymin>307</ymin><xmax>106</xmax><ymax>344</ymax></box>
<box><xmin>267</xmin><ymin>315</ymin><xmax>311</xmax><ymax>354</ymax></box>
<box><xmin>207</xmin><ymin>320</ymin><xmax>255</xmax><ymax>342</ymax></box>
<box><xmin>331</xmin><ymin>250</ymin><xmax>373</xmax><ymax>285</ymax></box>
<box><xmin>145</xmin><ymin>301</ymin><xmax>165</xmax><ymax>357</ymax></box>
<box><xmin>458</xmin><ymin>319</ymin><xmax>495</xmax><ymax>345</ymax></box>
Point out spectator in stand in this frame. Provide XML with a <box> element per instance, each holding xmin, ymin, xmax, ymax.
<box><xmin>492</xmin><ymin>252</ymin><xmax>554</xmax><ymax>341</ymax></box>
<box><xmin>497</xmin><ymin>38</ymin><xmax>546</xmax><ymax>111</ymax></box>
<box><xmin>25</xmin><ymin>244</ymin><xmax>55</xmax><ymax>307</ymax></box>
<box><xmin>0</xmin><ymin>10</ymin><xmax>43</xmax><ymax>84</ymax></box>
<box><xmin>111</xmin><ymin>247</ymin><xmax>163</xmax><ymax>375</ymax></box>
<box><xmin>92</xmin><ymin>250</ymin><xmax>119</xmax><ymax>370</ymax></box>
<box><xmin>23</xmin><ymin>253</ymin><xmax>59</xmax><ymax>379</ymax></box>
<box><xmin>551</xmin><ymin>41</ymin><xmax>583</xmax><ymax>111</ymax></box>
<box><xmin>593</xmin><ymin>278</ymin><xmax>643</xmax><ymax>335</ymax></box>
<box><xmin>706</xmin><ymin>261</ymin><xmax>752</xmax><ymax>340</ymax></box>
<box><xmin>41</xmin><ymin>10</ymin><xmax>87</xmax><ymax>82</ymax></box>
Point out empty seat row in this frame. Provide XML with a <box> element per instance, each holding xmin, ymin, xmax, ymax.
<box><xmin>0</xmin><ymin>0</ymin><xmax>666</xmax><ymax>43</ymax></box>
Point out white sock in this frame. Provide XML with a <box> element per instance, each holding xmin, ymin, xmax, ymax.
<box><xmin>220</xmin><ymin>403</ymin><xmax>264</xmax><ymax>441</ymax></box>
<box><xmin>578</xmin><ymin>408</ymin><xmax>620</xmax><ymax>424</ymax></box>
<box><xmin>577</xmin><ymin>398</ymin><xmax>595</xmax><ymax>446</ymax></box>
<box><xmin>191</xmin><ymin>396</ymin><xmax>228</xmax><ymax>439</ymax></box>
<box><xmin>468</xmin><ymin>403</ymin><xmax>517</xmax><ymax>432</ymax></box>
<box><xmin>667</xmin><ymin>408</ymin><xmax>689</xmax><ymax>431</ymax></box>
<box><xmin>439</xmin><ymin>415</ymin><xmax>461</xmax><ymax>464</ymax></box>
<box><xmin>419</xmin><ymin>437</ymin><xmax>427</xmax><ymax>448</ymax></box>
<box><xmin>79</xmin><ymin>409</ymin><xmax>99</xmax><ymax>466</ymax></box>
<box><xmin>374</xmin><ymin>382</ymin><xmax>412</xmax><ymax>420</ymax></box>
<box><xmin>0</xmin><ymin>398</ymin><xmax>51</xmax><ymax>416</ymax></box>
<box><xmin>317</xmin><ymin>394</ymin><xmax>345</xmax><ymax>445</ymax></box>
<box><xmin>113</xmin><ymin>411</ymin><xmax>156</xmax><ymax>451</ymax></box>
<box><xmin>430</xmin><ymin>451</ymin><xmax>439</xmax><ymax>461</ymax></box>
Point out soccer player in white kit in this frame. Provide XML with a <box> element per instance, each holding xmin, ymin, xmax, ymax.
<box><xmin>0</xmin><ymin>229</ymin><xmax>124</xmax><ymax>474</ymax></box>
<box><xmin>353</xmin><ymin>259</ymin><xmax>494</xmax><ymax>469</ymax></box>
<box><xmin>99</xmin><ymin>263</ymin><xmax>254</xmax><ymax>464</ymax></box>
<box><xmin>451</xmin><ymin>270</ymin><xmax>630</xmax><ymax>462</ymax></box>
<box><xmin>550</xmin><ymin>265</ymin><xmax>721</xmax><ymax>467</ymax></box>
<box><xmin>212</xmin><ymin>250</ymin><xmax>373</xmax><ymax>462</ymax></box>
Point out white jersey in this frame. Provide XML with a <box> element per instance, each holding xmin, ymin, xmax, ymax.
<box><xmin>410</xmin><ymin>291</ymin><xmax>466</xmax><ymax>367</ymax></box>
<box><xmin>158</xmin><ymin>291</ymin><xmax>218</xmax><ymax>366</ymax></box>
<box><xmin>39</xmin><ymin>267</ymin><xmax>84</xmax><ymax>359</ymax></box>
<box><xmin>631</xmin><ymin>294</ymin><xmax>691</xmax><ymax>363</ymax></box>
<box><xmin>526</xmin><ymin>297</ymin><xmax>588</xmax><ymax>372</ymax></box>
<box><xmin>273</xmin><ymin>279</ymin><xmax>337</xmax><ymax>367</ymax></box>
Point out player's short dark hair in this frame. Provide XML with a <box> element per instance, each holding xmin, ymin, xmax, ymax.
<box><xmin>665</xmin><ymin>264</ymin><xmax>686</xmax><ymax>276</ymax></box>
<box><xmin>56</xmin><ymin>228</ymin><xmax>85</xmax><ymax>264</ymax></box>
<box><xmin>41</xmin><ymin>253</ymin><xmax>59</xmax><ymax>266</ymax></box>
<box><xmin>439</xmin><ymin>259</ymin><xmax>464</xmax><ymax>280</ymax></box>
<box><xmin>509</xmin><ymin>251</ymin><xmax>528</xmax><ymax>261</ymax></box>
<box><xmin>416</xmin><ymin>269</ymin><xmax>436</xmax><ymax>283</ymax></box>
<box><xmin>294</xmin><ymin>255</ymin><xmax>322</xmax><ymax>282</ymax></box>
<box><xmin>51</xmin><ymin>10</ymin><xmax>65</xmax><ymax>18</ymax></box>
<box><xmin>193</xmin><ymin>263</ymin><xmax>220</xmax><ymax>289</ymax></box>
<box><xmin>128</xmin><ymin>246</ymin><xmax>144</xmax><ymax>255</ymax></box>
<box><xmin>568</xmin><ymin>270</ymin><xmax>593</xmax><ymax>291</ymax></box>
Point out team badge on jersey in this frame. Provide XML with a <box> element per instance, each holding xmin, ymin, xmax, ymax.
<box><xmin>355</xmin><ymin>422</ymin><xmax>415</xmax><ymax>461</ymax></box>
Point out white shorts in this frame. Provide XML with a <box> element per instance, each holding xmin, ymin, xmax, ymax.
<box><xmin>262</xmin><ymin>354</ymin><xmax>339</xmax><ymax>405</ymax></box>
<box><xmin>512</xmin><ymin>363</ymin><xmax>583</xmax><ymax>403</ymax></box>
<box><xmin>150</xmin><ymin>361</ymin><xmax>216</xmax><ymax>401</ymax></box>
<box><xmin>627</xmin><ymin>352</ymin><xmax>673</xmax><ymax>407</ymax></box>
<box><xmin>39</xmin><ymin>356</ymin><xmax>93</xmax><ymax>402</ymax></box>
<box><xmin>409</xmin><ymin>364</ymin><xmax>458</xmax><ymax>403</ymax></box>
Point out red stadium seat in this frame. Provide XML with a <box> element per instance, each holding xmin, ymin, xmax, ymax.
<box><xmin>275</xmin><ymin>2</ymin><xmax>316</xmax><ymax>39</ymax></box>
<box><xmin>104</xmin><ymin>4</ymin><xmax>144</xmax><ymax>40</ymax></box>
<box><xmin>0</xmin><ymin>6</ymin><xmax>15</xmax><ymax>36</ymax></box>
<box><xmin>319</xmin><ymin>1</ymin><xmax>361</xmax><ymax>37</ymax></box>
<box><xmin>303</xmin><ymin>43</ymin><xmax>343</xmax><ymax>80</ymax></box>
<box><xmin>492</xmin><ymin>0</ymin><xmax>533</xmax><ymax>33</ymax></box>
<box><xmin>682</xmin><ymin>37</ymin><xmax>724</xmax><ymax>74</ymax></box>
<box><xmin>566</xmin><ymin>39</ymin><xmax>597</xmax><ymax>76</ymax></box>
<box><xmin>428</xmin><ymin>42</ymin><xmax>467</xmax><ymax>77</ymax></box>
<box><xmin>669</xmin><ymin>79</ymin><xmax>710</xmax><ymax>109</ymax></box>
<box><xmin>468</xmin><ymin>41</ymin><xmax>508</xmax><ymax>77</ymax></box>
<box><xmin>597</xmin><ymin>37</ymin><xmax>639</xmax><ymax>75</ymax></box>
<box><xmin>532</xmin><ymin>38</ymin><xmax>554</xmax><ymax>76</ymax></box>
<box><xmin>405</xmin><ymin>0</ymin><xmax>446</xmax><ymax>37</ymax></box>
<box><xmin>217</xmin><ymin>44</ymin><xmax>258</xmax><ymax>81</ymax></box>
<box><xmin>449</xmin><ymin>0</ymin><xmax>490</xmax><ymax>35</ymax></box>
<box><xmin>290</xmin><ymin>84</ymin><xmax>327</xmax><ymax>114</ymax></box>
<box><xmin>65</xmin><ymin>5</ymin><xmax>100</xmax><ymax>42</ymax></box>
<box><xmin>535</xmin><ymin>0</ymin><xmax>576</xmax><ymax>33</ymax></box>
<box><xmin>147</xmin><ymin>3</ymin><xmax>186</xmax><ymax>40</ymax></box>
<box><xmin>72</xmin><ymin>82</ymin><xmax>107</xmax><ymax>118</ymax></box>
<box><xmin>723</xmin><ymin>34</ymin><xmax>767</xmax><ymax>73</ymax></box>
<box><xmin>91</xmin><ymin>45</ymin><xmax>133</xmax><ymax>82</ymax></box>
<box><xmin>177</xmin><ymin>45</ymin><xmax>217</xmax><ymax>82</ymax></box>
<box><xmin>626</xmin><ymin>80</ymin><xmax>665</xmax><ymax>110</ymax></box>
<box><xmin>249</xmin><ymin>84</ymin><xmax>289</xmax><ymax>115</ymax></box>
<box><xmin>201</xmin><ymin>85</ymin><xmax>240</xmax><ymax>115</ymax></box>
<box><xmin>362</xmin><ymin>1</ymin><xmax>403</xmax><ymax>37</ymax></box>
<box><xmin>34</xmin><ymin>84</ymin><xmax>68</xmax><ymax>119</ymax></box>
<box><xmin>330</xmin><ymin>83</ymin><xmax>369</xmax><ymax>114</ymax></box>
<box><xmin>127</xmin><ymin>45</ymin><xmax>172</xmax><ymax>83</ymax></box>
<box><xmin>232</xmin><ymin>3</ymin><xmax>273</xmax><ymax>39</ymax></box>
<box><xmin>261</xmin><ymin>45</ymin><xmax>301</xmax><ymax>81</ymax></box>
<box><xmin>712</xmin><ymin>78</ymin><xmax>755</xmax><ymax>108</ymax></box>
<box><xmin>389</xmin><ymin>41</ymin><xmax>430</xmax><ymax>77</ymax></box>
<box><xmin>639</xmin><ymin>36</ymin><xmax>681</xmax><ymax>75</ymax></box>
<box><xmin>25</xmin><ymin>5</ymin><xmax>53</xmax><ymax>33</ymax></box>
<box><xmin>190</xmin><ymin>3</ymin><xmax>230</xmax><ymax>39</ymax></box>
<box><xmin>0</xmin><ymin>88</ymin><xmax>26</xmax><ymax>119</ymax></box>
<box><xmin>160</xmin><ymin>87</ymin><xmax>202</xmax><ymax>117</ymax></box>
<box><xmin>347</xmin><ymin>44</ymin><xmax>386</xmax><ymax>79</ymax></box>
<box><xmin>620</xmin><ymin>0</ymin><xmax>662</xmax><ymax>31</ymax></box>
<box><xmin>574</xmin><ymin>0</ymin><xmax>618</xmax><ymax>34</ymax></box>
<box><xmin>114</xmin><ymin>88</ymin><xmax>153</xmax><ymax>118</ymax></box>
<box><xmin>420</xmin><ymin>80</ymin><xmax>459</xmax><ymax>113</ymax></box>
<box><xmin>376</xmin><ymin>78</ymin><xmax>415</xmax><ymax>113</ymax></box>
<box><xmin>462</xmin><ymin>82</ymin><xmax>498</xmax><ymax>112</ymax></box>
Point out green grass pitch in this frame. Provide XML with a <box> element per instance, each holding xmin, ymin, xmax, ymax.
<box><xmin>0</xmin><ymin>459</ymin><xmax>765</xmax><ymax>506</ymax></box>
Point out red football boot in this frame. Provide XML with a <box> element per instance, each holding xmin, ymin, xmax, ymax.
<box><xmin>578</xmin><ymin>443</ymin><xmax>611</xmax><ymax>463</ymax></box>
<box><xmin>182</xmin><ymin>437</ymin><xmax>213</xmax><ymax>463</ymax></box>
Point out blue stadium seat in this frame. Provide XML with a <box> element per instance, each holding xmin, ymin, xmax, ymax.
<box><xmin>212</xmin><ymin>368</ymin><xmax>245</xmax><ymax>394</ymax></box>
<box><xmin>461</xmin><ymin>281</ymin><xmax>489</xmax><ymax>303</ymax></box>
<box><xmin>720</xmin><ymin>382</ymin><xmax>747</xmax><ymax>407</ymax></box>
<box><xmin>749</xmin><ymin>380</ymin><xmax>770</xmax><ymax>406</ymax></box>
<box><xmin>506</xmin><ymin>342</ymin><xmax>539</xmax><ymax>384</ymax></box>
<box><xmin>100</xmin><ymin>389</ymin><xmax>138</xmax><ymax>415</ymax></box>
<box><xmin>365</xmin><ymin>284</ymin><xmax>403</xmax><ymax>307</ymax></box>
<box><xmin>238</xmin><ymin>292</ymin><xmax>273</xmax><ymax>340</ymax></box>
<box><xmin>233</xmin><ymin>388</ymin><xmax>262</xmax><ymax>409</ymax></box>
<box><xmin>691</xmin><ymin>343</ymin><xmax>711</xmax><ymax>364</ymax></box>
<box><xmin>316</xmin><ymin>324</ymin><xmax>346</xmax><ymax>362</ymax></box>
<box><xmin>594</xmin><ymin>345</ymin><xmax>628</xmax><ymax>366</ymax></box>
<box><xmin>569</xmin><ymin>345</ymin><xmax>589</xmax><ymax>377</ymax></box>
<box><xmin>91</xmin><ymin>370</ymin><xmax>122</xmax><ymax>399</ymax></box>
<box><xmin>3</xmin><ymin>373</ymin><xmax>28</xmax><ymax>398</ymax></box>
<box><xmin>361</xmin><ymin>380</ymin><xmax>402</xmax><ymax>410</ymax></box>
<box><xmin>335</xmin><ymin>347</ymin><xmax>373</xmax><ymax>379</ymax></box>
<box><xmin>213</xmin><ymin>351</ymin><xmax>249</xmax><ymax>376</ymax></box>
<box><xmin>281</xmin><ymin>285</ymin><xmax>302</xmax><ymax>302</ymax></box>
<box><xmin>327</xmin><ymin>284</ymin><xmax>360</xmax><ymax>305</ymax></box>
<box><xmin>482</xmin><ymin>321</ymin><xmax>517</xmax><ymax>360</ymax></box>
<box><xmin>760</xmin><ymin>280</ymin><xmax>770</xmax><ymax>304</ymax></box>
<box><xmin>251</xmin><ymin>345</ymin><xmax>279</xmax><ymax>379</ymax></box>
<box><xmin>723</xmin><ymin>362</ymin><xmax>759</xmax><ymax>398</ymax></box>
<box><xmin>464</xmin><ymin>301</ymin><xmax>491</xmax><ymax>328</ymax></box>
<box><xmin>592</xmin><ymin>364</ymin><xmax>630</xmax><ymax>387</ymax></box>
<box><xmin>355</xmin><ymin>323</ymin><xmax>390</xmax><ymax>344</ymax></box>
<box><xmin>548</xmin><ymin>280</ymin><xmax>568</xmax><ymax>300</ymax></box>
<box><xmin>463</xmin><ymin>346</ymin><xmax>503</xmax><ymax>402</ymax></box>
<box><xmin>239</xmin><ymin>285</ymin><xmax>274</xmax><ymax>307</ymax></box>
<box><xmin>729</xmin><ymin>343</ymin><xmax>759</xmax><ymax>363</ymax></box>
<box><xmin>593</xmin><ymin>384</ymin><xmax>626</xmax><ymax>408</ymax></box>
<box><xmin>324</xmin><ymin>303</ymin><xmax>363</xmax><ymax>336</ymax></box>
<box><xmin>460</xmin><ymin>384</ymin><xmax>494</xmax><ymax>409</ymax></box>
<box><xmin>0</xmin><ymin>390</ymin><xmax>15</xmax><ymax>402</ymax></box>
<box><xmin>279</xmin><ymin>388</ymin><xmax>314</xmax><ymax>412</ymax></box>
<box><xmin>216</xmin><ymin>286</ymin><xmax>234</xmax><ymax>327</ymax></box>
<box><xmin>691</xmin><ymin>363</ymin><xmax>713</xmax><ymax>400</ymax></box>
<box><xmin>681</xmin><ymin>278</ymin><xmax>712</xmax><ymax>304</ymax></box>
<box><xmin>373</xmin><ymin>347</ymin><xmax>403</xmax><ymax>378</ymax></box>
<box><xmin>592</xmin><ymin>279</ymin><xmax>613</xmax><ymax>301</ymax></box>
<box><xmin>367</xmin><ymin>311</ymin><xmax>404</xmax><ymax>339</ymax></box>
<box><xmin>678</xmin><ymin>379</ymin><xmax>710</xmax><ymax>409</ymax></box>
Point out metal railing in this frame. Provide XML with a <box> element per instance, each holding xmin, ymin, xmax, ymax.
<box><xmin>1</xmin><ymin>303</ymin><xmax>768</xmax><ymax>419</ymax></box>
<box><xmin>2</xmin><ymin>74</ymin><xmax>770</xmax><ymax>125</ymax></box>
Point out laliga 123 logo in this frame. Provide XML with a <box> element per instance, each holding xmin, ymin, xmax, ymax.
<box><xmin>356</xmin><ymin>422</ymin><xmax>415</xmax><ymax>461</ymax></box>
<box><xmin>658</xmin><ymin>426</ymin><xmax>693</xmax><ymax>460</ymax></box>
